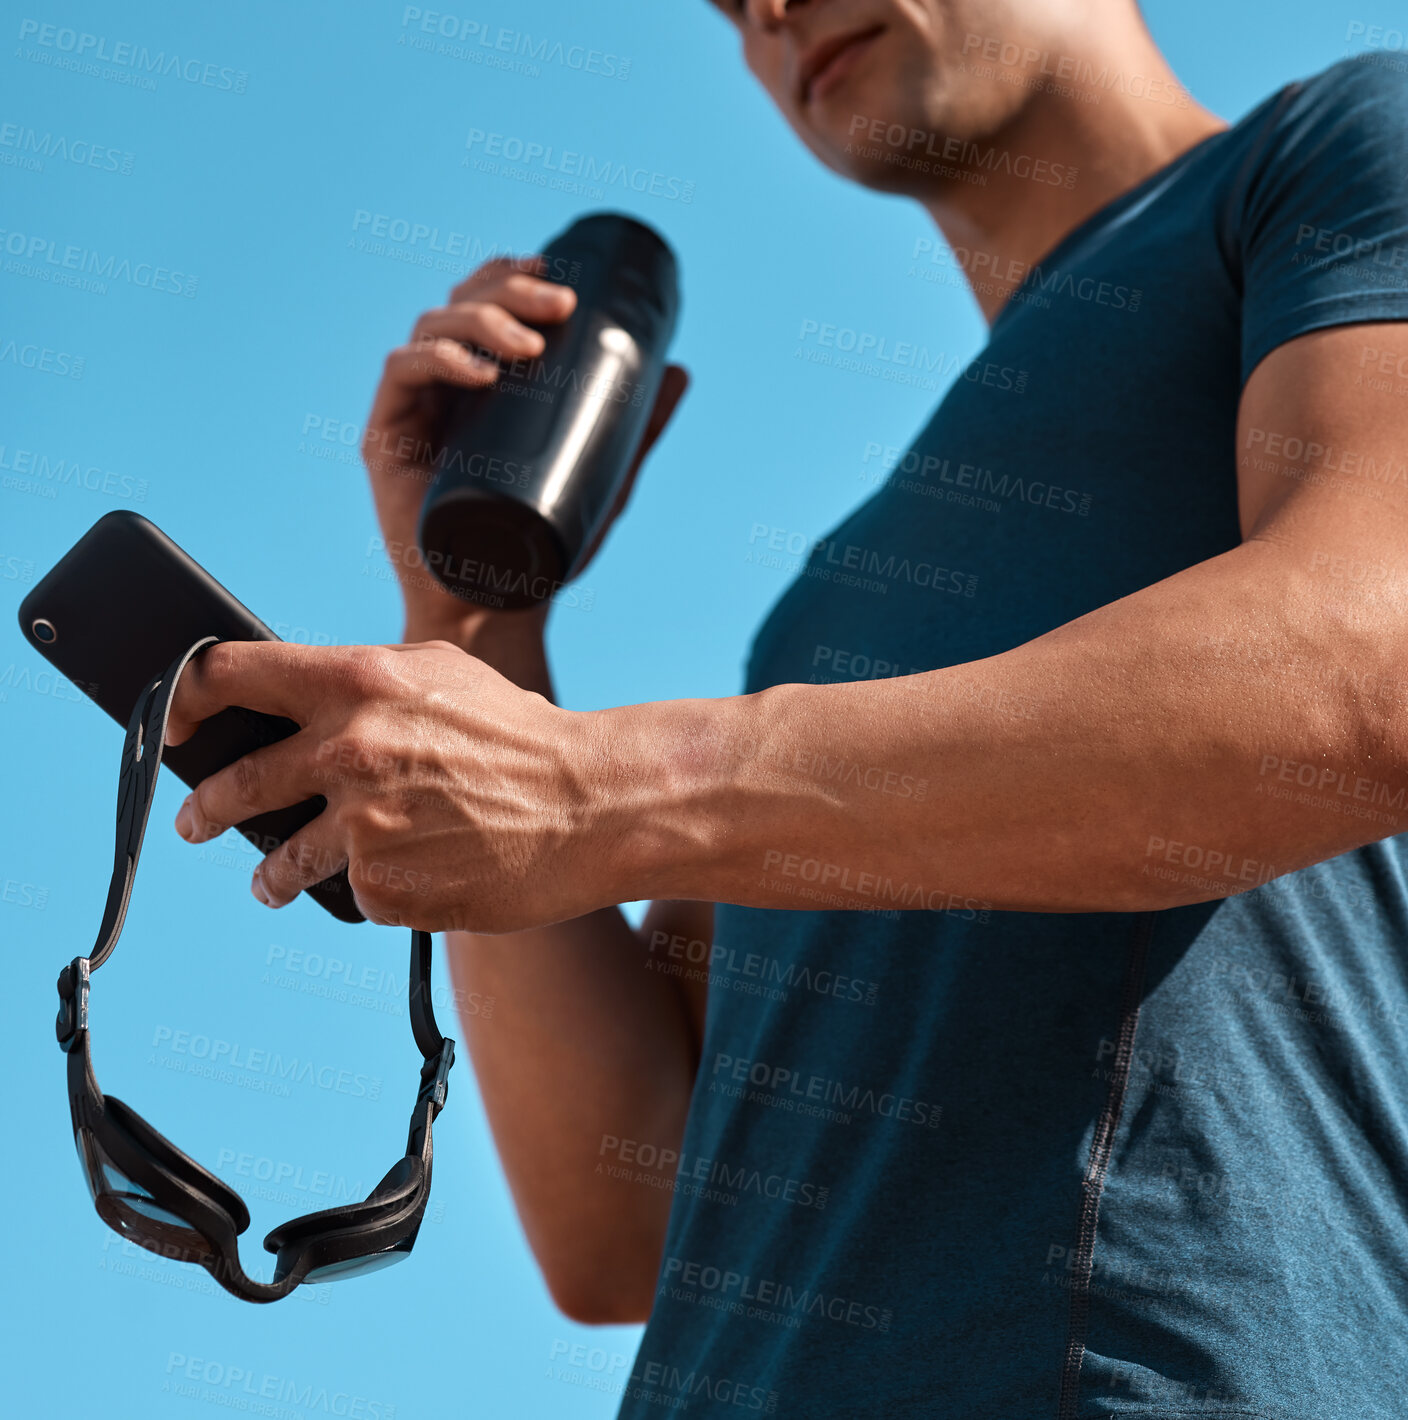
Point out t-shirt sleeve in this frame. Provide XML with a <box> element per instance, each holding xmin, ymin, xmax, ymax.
<box><xmin>1237</xmin><ymin>56</ymin><xmax>1408</xmax><ymax>386</ymax></box>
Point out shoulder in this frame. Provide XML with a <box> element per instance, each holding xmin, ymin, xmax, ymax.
<box><xmin>1230</xmin><ymin>56</ymin><xmax>1408</xmax><ymax>385</ymax></box>
<box><xmin>1231</xmin><ymin>56</ymin><xmax>1408</xmax><ymax>231</ymax></box>
<box><xmin>1265</xmin><ymin>54</ymin><xmax>1408</xmax><ymax>151</ymax></box>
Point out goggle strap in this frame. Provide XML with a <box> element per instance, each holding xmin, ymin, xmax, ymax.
<box><xmin>408</xmin><ymin>928</ymin><xmax>446</xmax><ymax>1058</ymax></box>
<box><xmin>56</xmin><ymin>634</ymin><xmax>460</xmax><ymax>1303</ymax></box>
<box><xmin>90</xmin><ymin>635</ymin><xmax>220</xmax><ymax>972</ymax></box>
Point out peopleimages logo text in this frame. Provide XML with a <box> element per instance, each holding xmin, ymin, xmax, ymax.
<box><xmin>0</xmin><ymin>228</ymin><xmax>197</xmax><ymax>296</ymax></box>
<box><xmin>661</xmin><ymin>1255</ymin><xmax>892</xmax><ymax>1330</ymax></box>
<box><xmin>464</xmin><ymin>129</ymin><xmax>695</xmax><ymax>202</ymax></box>
<box><xmin>711</xmin><ymin>1053</ymin><xmax>943</xmax><ymax>1127</ymax></box>
<box><xmin>16</xmin><ymin>20</ymin><xmax>248</xmax><ymax>91</ymax></box>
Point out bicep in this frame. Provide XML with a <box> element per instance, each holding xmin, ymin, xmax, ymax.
<box><xmin>1236</xmin><ymin>324</ymin><xmax>1408</xmax><ymax>578</ymax></box>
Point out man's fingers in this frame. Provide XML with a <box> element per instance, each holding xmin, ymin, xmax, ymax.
<box><xmin>483</xmin><ymin>270</ymin><xmax>578</xmax><ymax>324</ymax></box>
<box><xmin>451</xmin><ymin>259</ymin><xmax>577</xmax><ymax>321</ymax></box>
<box><xmin>365</xmin><ymin>331</ymin><xmax>504</xmax><ymax>458</ymax></box>
<box><xmin>377</xmin><ymin>338</ymin><xmax>500</xmax><ymax>405</ymax></box>
<box><xmin>167</xmin><ymin>641</ymin><xmax>325</xmax><ymax>747</ymax></box>
<box><xmin>173</xmin><ymin>731</ymin><xmax>322</xmax><ymax>845</ymax></box>
<box><xmin>252</xmin><ymin>819</ymin><xmax>348</xmax><ymax>910</ymax></box>
<box><xmin>411</xmin><ymin>301</ymin><xmax>546</xmax><ymax>360</ymax></box>
<box><xmin>638</xmin><ymin>364</ymin><xmax>690</xmax><ymax>467</ymax></box>
<box><xmin>451</xmin><ymin>254</ymin><xmax>545</xmax><ymax>296</ymax></box>
<box><xmin>364</xmin><ymin>265</ymin><xmax>576</xmax><ymax>459</ymax></box>
<box><xmin>449</xmin><ymin>253</ymin><xmax>542</xmax><ymax>299</ymax></box>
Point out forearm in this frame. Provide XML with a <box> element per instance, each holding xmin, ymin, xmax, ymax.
<box><xmin>594</xmin><ymin>538</ymin><xmax>1406</xmax><ymax>914</ymax></box>
<box><xmin>446</xmin><ymin>902</ymin><xmax>706</xmax><ymax>1322</ymax></box>
<box><xmin>415</xmin><ymin>608</ymin><xmax>706</xmax><ymax>1319</ymax></box>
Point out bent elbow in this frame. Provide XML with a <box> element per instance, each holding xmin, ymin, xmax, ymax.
<box><xmin>546</xmin><ymin>1267</ymin><xmax>655</xmax><ymax>1326</ymax></box>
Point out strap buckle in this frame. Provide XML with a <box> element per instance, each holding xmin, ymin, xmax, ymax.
<box><xmin>417</xmin><ymin>1038</ymin><xmax>456</xmax><ymax>1114</ymax></box>
<box><xmin>56</xmin><ymin>957</ymin><xmax>91</xmax><ymax>1052</ymax></box>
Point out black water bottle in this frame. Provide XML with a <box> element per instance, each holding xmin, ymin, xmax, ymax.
<box><xmin>417</xmin><ymin>212</ymin><xmax>680</xmax><ymax>610</ymax></box>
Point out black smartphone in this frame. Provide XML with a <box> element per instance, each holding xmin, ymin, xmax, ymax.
<box><xmin>17</xmin><ymin>510</ymin><xmax>364</xmax><ymax>924</ymax></box>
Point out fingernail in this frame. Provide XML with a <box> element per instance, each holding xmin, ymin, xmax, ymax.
<box><xmin>175</xmin><ymin>796</ymin><xmax>195</xmax><ymax>841</ymax></box>
<box><xmin>252</xmin><ymin>873</ymin><xmax>273</xmax><ymax>907</ymax></box>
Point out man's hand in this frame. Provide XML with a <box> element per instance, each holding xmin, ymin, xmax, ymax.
<box><xmin>166</xmin><ymin>639</ymin><xmax>616</xmax><ymax>932</ymax></box>
<box><xmin>362</xmin><ymin>255</ymin><xmax>688</xmax><ymax>650</ymax></box>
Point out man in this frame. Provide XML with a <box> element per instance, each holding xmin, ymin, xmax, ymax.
<box><xmin>168</xmin><ymin>0</ymin><xmax>1408</xmax><ymax>1414</ymax></box>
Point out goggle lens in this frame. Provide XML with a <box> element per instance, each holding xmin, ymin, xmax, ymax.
<box><xmin>304</xmin><ymin>1249</ymin><xmax>410</xmax><ymax>1283</ymax></box>
<box><xmin>99</xmin><ymin>1163</ymin><xmax>193</xmax><ymax>1229</ymax></box>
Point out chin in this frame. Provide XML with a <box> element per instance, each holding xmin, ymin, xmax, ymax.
<box><xmin>804</xmin><ymin>83</ymin><xmax>950</xmax><ymax>192</ymax></box>
<box><xmin>802</xmin><ymin>55</ymin><xmax>1020</xmax><ymax>195</ymax></box>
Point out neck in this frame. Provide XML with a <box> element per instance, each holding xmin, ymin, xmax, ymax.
<box><xmin>922</xmin><ymin>31</ymin><xmax>1227</xmax><ymax>324</ymax></box>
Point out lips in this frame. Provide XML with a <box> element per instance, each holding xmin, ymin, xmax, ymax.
<box><xmin>798</xmin><ymin>24</ymin><xmax>885</xmax><ymax>106</ymax></box>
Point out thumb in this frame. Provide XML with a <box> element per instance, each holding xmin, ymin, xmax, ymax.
<box><xmin>631</xmin><ymin>363</ymin><xmax>690</xmax><ymax>477</ymax></box>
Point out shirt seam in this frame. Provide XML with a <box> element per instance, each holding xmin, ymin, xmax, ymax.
<box><xmin>1056</xmin><ymin>912</ymin><xmax>1158</xmax><ymax>1420</ymax></box>
<box><xmin>1214</xmin><ymin>79</ymin><xmax>1304</xmax><ymax>300</ymax></box>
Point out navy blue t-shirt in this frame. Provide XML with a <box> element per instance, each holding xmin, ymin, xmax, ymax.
<box><xmin>620</xmin><ymin>57</ymin><xmax>1408</xmax><ymax>1420</ymax></box>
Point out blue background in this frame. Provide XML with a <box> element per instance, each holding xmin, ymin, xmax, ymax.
<box><xmin>0</xmin><ymin>1</ymin><xmax>1389</xmax><ymax>1413</ymax></box>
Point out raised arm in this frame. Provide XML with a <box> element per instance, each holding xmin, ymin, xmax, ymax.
<box><xmin>435</xmin><ymin>615</ymin><xmax>711</xmax><ymax>1327</ymax></box>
